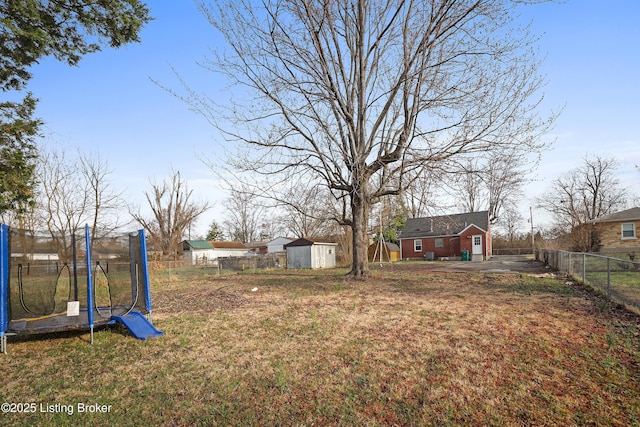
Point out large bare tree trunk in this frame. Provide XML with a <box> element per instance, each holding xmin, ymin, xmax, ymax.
<box><xmin>350</xmin><ymin>191</ymin><xmax>370</xmax><ymax>276</ymax></box>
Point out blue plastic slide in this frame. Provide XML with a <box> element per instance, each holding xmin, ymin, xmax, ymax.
<box><xmin>111</xmin><ymin>311</ymin><xmax>164</xmax><ymax>340</ymax></box>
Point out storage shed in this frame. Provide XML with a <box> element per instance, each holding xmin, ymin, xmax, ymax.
<box><xmin>368</xmin><ymin>242</ymin><xmax>401</xmax><ymax>262</ymax></box>
<box><xmin>284</xmin><ymin>238</ymin><xmax>337</xmax><ymax>269</ymax></box>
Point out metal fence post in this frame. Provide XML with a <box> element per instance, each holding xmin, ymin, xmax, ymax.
<box><xmin>607</xmin><ymin>257</ymin><xmax>611</xmax><ymax>299</ymax></box>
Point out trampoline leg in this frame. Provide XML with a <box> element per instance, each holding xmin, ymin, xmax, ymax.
<box><xmin>90</xmin><ymin>327</ymin><xmax>94</xmax><ymax>345</ymax></box>
<box><xmin>1</xmin><ymin>335</ymin><xmax>6</xmax><ymax>354</ymax></box>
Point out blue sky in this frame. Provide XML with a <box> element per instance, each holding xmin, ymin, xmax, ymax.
<box><xmin>23</xmin><ymin>1</ymin><xmax>640</xmax><ymax>237</ymax></box>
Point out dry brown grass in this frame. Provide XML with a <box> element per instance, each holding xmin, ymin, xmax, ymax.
<box><xmin>2</xmin><ymin>263</ymin><xmax>640</xmax><ymax>426</ymax></box>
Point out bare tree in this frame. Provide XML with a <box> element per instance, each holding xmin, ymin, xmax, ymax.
<box><xmin>258</xmin><ymin>220</ymin><xmax>283</xmax><ymax>241</ymax></box>
<box><xmin>190</xmin><ymin>0</ymin><xmax>554</xmax><ymax>276</ymax></box>
<box><xmin>37</xmin><ymin>148</ymin><xmax>86</xmax><ymax>261</ymax></box>
<box><xmin>494</xmin><ymin>206</ymin><xmax>524</xmax><ymax>243</ymax></box>
<box><xmin>485</xmin><ymin>154</ymin><xmax>529</xmax><ymax>224</ymax></box>
<box><xmin>35</xmin><ymin>146</ymin><xmax>126</xmax><ymax>261</ymax></box>
<box><xmin>79</xmin><ymin>152</ymin><xmax>128</xmax><ymax>245</ymax></box>
<box><xmin>454</xmin><ymin>160</ymin><xmax>485</xmax><ymax>214</ymax></box>
<box><xmin>223</xmin><ymin>184</ymin><xmax>264</xmax><ymax>243</ymax></box>
<box><xmin>131</xmin><ymin>170</ymin><xmax>211</xmax><ymax>255</ymax></box>
<box><xmin>275</xmin><ymin>184</ymin><xmax>335</xmax><ymax>238</ymax></box>
<box><xmin>453</xmin><ymin>152</ymin><xmax>528</xmax><ymax>224</ymax></box>
<box><xmin>402</xmin><ymin>166</ymin><xmax>446</xmax><ymax>219</ymax></box>
<box><xmin>538</xmin><ymin>155</ymin><xmax>627</xmax><ymax>251</ymax></box>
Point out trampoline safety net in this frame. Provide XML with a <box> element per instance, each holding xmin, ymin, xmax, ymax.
<box><xmin>0</xmin><ymin>224</ymin><xmax>151</xmax><ymax>335</ymax></box>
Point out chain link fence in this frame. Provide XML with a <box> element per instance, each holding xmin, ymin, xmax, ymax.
<box><xmin>217</xmin><ymin>253</ymin><xmax>287</xmax><ymax>272</ymax></box>
<box><xmin>537</xmin><ymin>249</ymin><xmax>640</xmax><ymax>313</ymax></box>
<box><xmin>493</xmin><ymin>247</ymin><xmax>534</xmax><ymax>256</ymax></box>
<box><xmin>146</xmin><ymin>253</ymin><xmax>288</xmax><ymax>283</ymax></box>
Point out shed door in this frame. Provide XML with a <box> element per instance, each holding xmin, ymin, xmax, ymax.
<box><xmin>312</xmin><ymin>245</ymin><xmax>326</xmax><ymax>269</ymax></box>
<box><xmin>472</xmin><ymin>235</ymin><xmax>483</xmax><ymax>256</ymax></box>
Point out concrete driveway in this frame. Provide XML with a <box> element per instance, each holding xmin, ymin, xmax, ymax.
<box><xmin>425</xmin><ymin>255</ymin><xmax>551</xmax><ymax>274</ymax></box>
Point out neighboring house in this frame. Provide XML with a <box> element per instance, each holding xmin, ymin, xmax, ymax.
<box><xmin>245</xmin><ymin>241</ymin><xmax>268</xmax><ymax>255</ymax></box>
<box><xmin>182</xmin><ymin>240</ymin><xmax>215</xmax><ymax>265</ymax></box>
<box><xmin>182</xmin><ymin>240</ymin><xmax>249</xmax><ymax>265</ymax></box>
<box><xmin>10</xmin><ymin>251</ymin><xmax>59</xmax><ymax>261</ymax></box>
<box><xmin>398</xmin><ymin>211</ymin><xmax>491</xmax><ymax>261</ymax></box>
<box><xmin>588</xmin><ymin>207</ymin><xmax>640</xmax><ymax>252</ymax></box>
<box><xmin>267</xmin><ymin>237</ymin><xmax>294</xmax><ymax>253</ymax></box>
<box><xmin>284</xmin><ymin>237</ymin><xmax>338</xmax><ymax>269</ymax></box>
<box><xmin>367</xmin><ymin>241</ymin><xmax>401</xmax><ymax>262</ymax></box>
<box><xmin>210</xmin><ymin>241</ymin><xmax>249</xmax><ymax>258</ymax></box>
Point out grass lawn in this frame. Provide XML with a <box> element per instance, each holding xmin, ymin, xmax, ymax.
<box><xmin>2</xmin><ymin>264</ymin><xmax>640</xmax><ymax>426</ymax></box>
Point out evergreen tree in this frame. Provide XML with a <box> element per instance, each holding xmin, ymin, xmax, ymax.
<box><xmin>206</xmin><ymin>220</ymin><xmax>224</xmax><ymax>241</ymax></box>
<box><xmin>0</xmin><ymin>94</ymin><xmax>38</xmax><ymax>213</ymax></box>
<box><xmin>0</xmin><ymin>0</ymin><xmax>151</xmax><ymax>214</ymax></box>
<box><xmin>374</xmin><ymin>197</ymin><xmax>408</xmax><ymax>245</ymax></box>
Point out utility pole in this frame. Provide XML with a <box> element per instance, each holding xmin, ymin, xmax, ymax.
<box><xmin>530</xmin><ymin>206</ymin><xmax>535</xmax><ymax>256</ymax></box>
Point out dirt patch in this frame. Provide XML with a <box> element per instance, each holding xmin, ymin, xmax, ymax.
<box><xmin>154</xmin><ymin>285</ymin><xmax>249</xmax><ymax>315</ymax></box>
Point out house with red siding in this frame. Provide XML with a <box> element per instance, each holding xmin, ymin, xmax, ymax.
<box><xmin>398</xmin><ymin>211</ymin><xmax>491</xmax><ymax>261</ymax></box>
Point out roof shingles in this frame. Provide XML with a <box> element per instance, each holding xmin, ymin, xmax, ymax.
<box><xmin>400</xmin><ymin>211</ymin><xmax>489</xmax><ymax>239</ymax></box>
<box><xmin>589</xmin><ymin>207</ymin><xmax>640</xmax><ymax>224</ymax></box>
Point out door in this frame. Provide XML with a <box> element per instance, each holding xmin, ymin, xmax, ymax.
<box><xmin>472</xmin><ymin>235</ymin><xmax>483</xmax><ymax>259</ymax></box>
<box><xmin>312</xmin><ymin>245</ymin><xmax>325</xmax><ymax>268</ymax></box>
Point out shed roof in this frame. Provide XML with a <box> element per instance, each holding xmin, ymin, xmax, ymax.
<box><xmin>285</xmin><ymin>237</ymin><xmax>338</xmax><ymax>247</ymax></box>
<box><xmin>588</xmin><ymin>207</ymin><xmax>640</xmax><ymax>224</ymax></box>
<box><xmin>183</xmin><ymin>240</ymin><xmax>214</xmax><ymax>250</ymax></box>
<box><xmin>400</xmin><ymin>211</ymin><xmax>489</xmax><ymax>239</ymax></box>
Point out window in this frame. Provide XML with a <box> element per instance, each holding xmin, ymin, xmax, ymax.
<box><xmin>474</xmin><ymin>236</ymin><xmax>482</xmax><ymax>246</ymax></box>
<box><xmin>622</xmin><ymin>223</ymin><xmax>636</xmax><ymax>239</ymax></box>
<box><xmin>414</xmin><ymin>239</ymin><xmax>422</xmax><ymax>252</ymax></box>
<box><xmin>435</xmin><ymin>238</ymin><xmax>444</xmax><ymax>248</ymax></box>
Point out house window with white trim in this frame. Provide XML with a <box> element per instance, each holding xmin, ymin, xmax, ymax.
<box><xmin>622</xmin><ymin>223</ymin><xmax>636</xmax><ymax>239</ymax></box>
<box><xmin>414</xmin><ymin>239</ymin><xmax>422</xmax><ymax>252</ymax></box>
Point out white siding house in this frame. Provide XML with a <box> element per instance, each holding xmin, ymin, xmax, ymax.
<box><xmin>183</xmin><ymin>240</ymin><xmax>248</xmax><ymax>265</ymax></box>
<box><xmin>284</xmin><ymin>238</ymin><xmax>337</xmax><ymax>269</ymax></box>
<box><xmin>267</xmin><ymin>237</ymin><xmax>293</xmax><ymax>253</ymax></box>
<box><xmin>183</xmin><ymin>240</ymin><xmax>215</xmax><ymax>265</ymax></box>
<box><xmin>209</xmin><ymin>241</ymin><xmax>249</xmax><ymax>258</ymax></box>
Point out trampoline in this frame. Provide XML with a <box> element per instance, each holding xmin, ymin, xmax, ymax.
<box><xmin>0</xmin><ymin>224</ymin><xmax>162</xmax><ymax>353</ymax></box>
